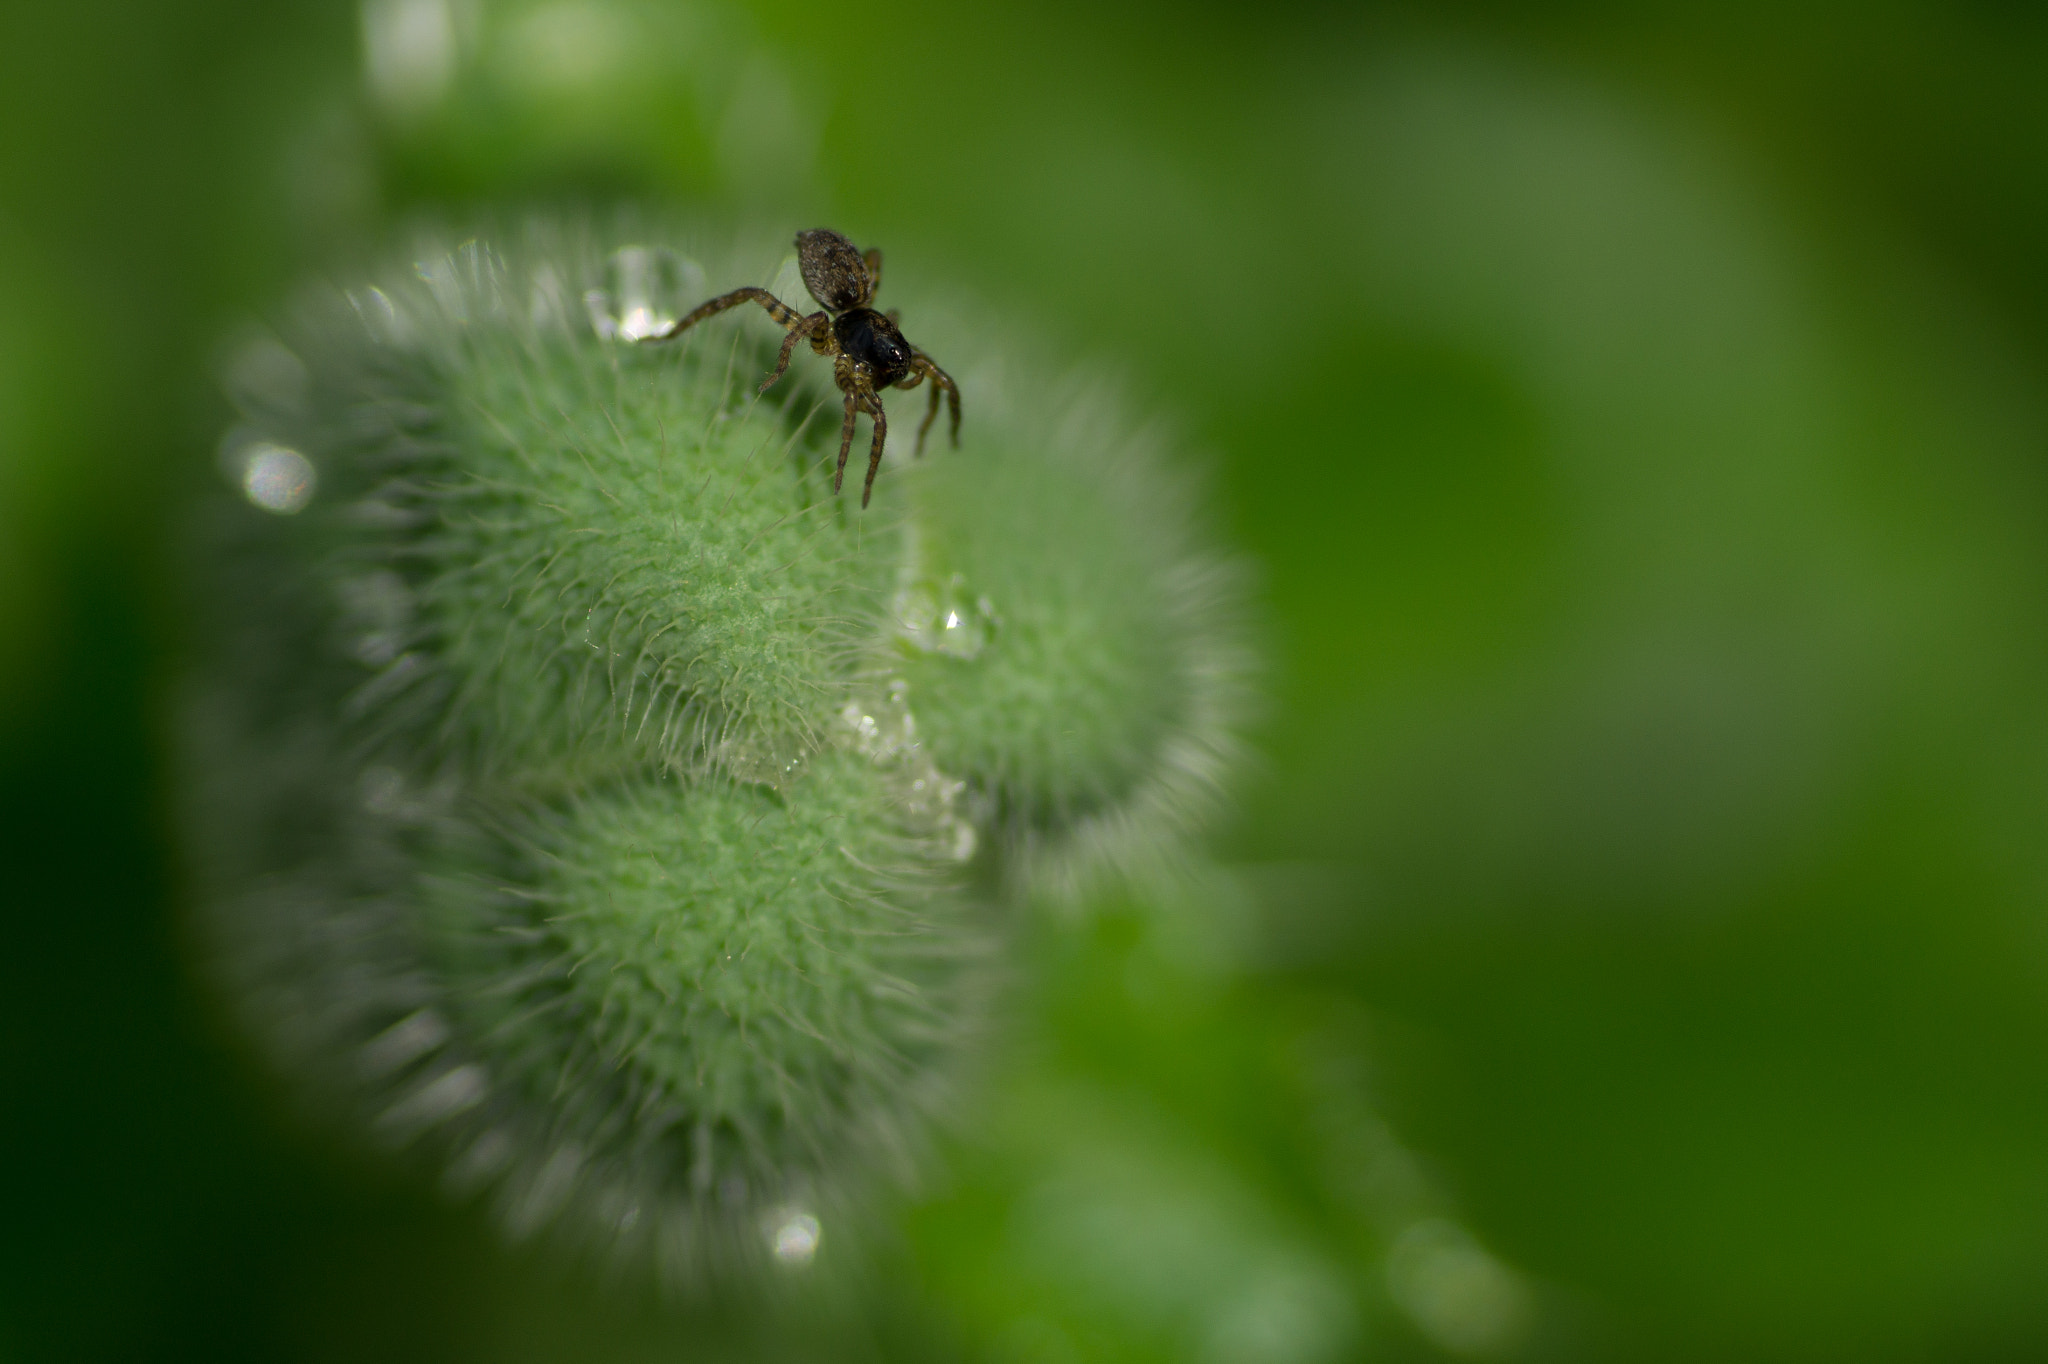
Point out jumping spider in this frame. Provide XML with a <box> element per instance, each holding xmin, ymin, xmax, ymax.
<box><xmin>644</xmin><ymin>229</ymin><xmax>960</xmax><ymax>507</ymax></box>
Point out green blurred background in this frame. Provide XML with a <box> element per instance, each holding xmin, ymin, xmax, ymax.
<box><xmin>10</xmin><ymin>1</ymin><xmax>2048</xmax><ymax>1359</ymax></box>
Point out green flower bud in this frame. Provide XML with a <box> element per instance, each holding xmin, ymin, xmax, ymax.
<box><xmin>895</xmin><ymin>383</ymin><xmax>1255</xmax><ymax>896</ymax></box>
<box><xmin>180</xmin><ymin>214</ymin><xmax>1250</xmax><ymax>1283</ymax></box>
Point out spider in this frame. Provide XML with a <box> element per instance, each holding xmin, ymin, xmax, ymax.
<box><xmin>644</xmin><ymin>229</ymin><xmax>961</xmax><ymax>507</ymax></box>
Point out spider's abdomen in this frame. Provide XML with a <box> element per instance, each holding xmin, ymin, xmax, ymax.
<box><xmin>797</xmin><ymin>228</ymin><xmax>873</xmax><ymax>311</ymax></box>
<box><xmin>833</xmin><ymin>308</ymin><xmax>915</xmax><ymax>388</ymax></box>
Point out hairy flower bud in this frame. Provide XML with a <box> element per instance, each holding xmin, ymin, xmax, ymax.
<box><xmin>180</xmin><ymin>215</ymin><xmax>1250</xmax><ymax>1283</ymax></box>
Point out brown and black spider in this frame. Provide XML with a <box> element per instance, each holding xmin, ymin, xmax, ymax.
<box><xmin>644</xmin><ymin>229</ymin><xmax>961</xmax><ymax>507</ymax></box>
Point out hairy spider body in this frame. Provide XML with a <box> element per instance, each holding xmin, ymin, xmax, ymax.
<box><xmin>646</xmin><ymin>229</ymin><xmax>960</xmax><ymax>507</ymax></box>
<box><xmin>832</xmin><ymin>308</ymin><xmax>915</xmax><ymax>387</ymax></box>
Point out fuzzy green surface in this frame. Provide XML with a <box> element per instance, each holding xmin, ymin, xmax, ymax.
<box><xmin>521</xmin><ymin>752</ymin><xmax>953</xmax><ymax>1182</ymax></box>
<box><xmin>898</xmin><ymin>442</ymin><xmax>1189</xmax><ymax>823</ymax></box>
<box><xmin>427</xmin><ymin>317</ymin><xmax>900</xmax><ymax>788</ymax></box>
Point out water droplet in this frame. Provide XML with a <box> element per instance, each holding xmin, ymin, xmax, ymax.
<box><xmin>769</xmin><ymin>1210</ymin><xmax>820</xmax><ymax>1266</ymax></box>
<box><xmin>715</xmin><ymin>731</ymin><xmax>811</xmax><ymax>789</ymax></box>
<box><xmin>894</xmin><ymin>571</ymin><xmax>997</xmax><ymax>660</ymax></box>
<box><xmin>584</xmin><ymin>248</ymin><xmax>704</xmax><ymax>342</ymax></box>
<box><xmin>837</xmin><ymin>695</ymin><xmax>975</xmax><ymax>857</ymax></box>
<box><xmin>841</xmin><ymin>698</ymin><xmax>911</xmax><ymax>760</ymax></box>
<box><xmin>620</xmin><ymin>246</ymin><xmax>686</xmax><ymax>341</ymax></box>
<box><xmin>238</xmin><ymin>442</ymin><xmax>317</xmax><ymax>514</ymax></box>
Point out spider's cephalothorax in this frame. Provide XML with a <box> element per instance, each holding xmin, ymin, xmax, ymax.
<box><xmin>646</xmin><ymin>228</ymin><xmax>961</xmax><ymax>507</ymax></box>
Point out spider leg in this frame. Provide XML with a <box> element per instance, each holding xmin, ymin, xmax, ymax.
<box><xmin>863</xmin><ymin>248</ymin><xmax>883</xmax><ymax>294</ymax></box>
<box><xmin>859</xmin><ymin>389</ymin><xmax>889</xmax><ymax>509</ymax></box>
<box><xmin>889</xmin><ymin>366</ymin><xmax>941</xmax><ymax>459</ymax></box>
<box><xmin>643</xmin><ymin>286</ymin><xmax>800</xmax><ymax>342</ymax></box>
<box><xmin>918</xmin><ymin>377</ymin><xmax>943</xmax><ymax>458</ymax></box>
<box><xmin>760</xmin><ymin>311</ymin><xmax>830</xmax><ymax>393</ymax></box>
<box><xmin>833</xmin><ymin>387</ymin><xmax>860</xmax><ymax>496</ymax></box>
<box><xmin>908</xmin><ymin>354</ymin><xmax>961</xmax><ymax>455</ymax></box>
